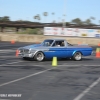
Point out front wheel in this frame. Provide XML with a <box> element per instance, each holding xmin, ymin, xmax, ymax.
<box><xmin>34</xmin><ymin>52</ymin><xmax>45</xmax><ymax>61</ymax></box>
<box><xmin>72</xmin><ymin>52</ymin><xmax>82</xmax><ymax>61</ymax></box>
<box><xmin>23</xmin><ymin>57</ymin><xmax>29</xmax><ymax>60</ymax></box>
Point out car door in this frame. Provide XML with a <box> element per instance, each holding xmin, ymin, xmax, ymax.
<box><xmin>48</xmin><ymin>40</ymin><xmax>67</xmax><ymax>58</ymax></box>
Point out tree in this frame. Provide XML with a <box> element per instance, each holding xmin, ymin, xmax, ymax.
<box><xmin>85</xmin><ymin>19</ymin><xmax>91</xmax><ymax>25</ymax></box>
<box><xmin>0</xmin><ymin>17</ymin><xmax>2</xmax><ymax>20</ymax></box>
<box><xmin>37</xmin><ymin>14</ymin><xmax>41</xmax><ymax>20</ymax></box>
<box><xmin>90</xmin><ymin>16</ymin><xmax>95</xmax><ymax>20</ymax></box>
<box><xmin>90</xmin><ymin>16</ymin><xmax>95</xmax><ymax>25</ymax></box>
<box><xmin>33</xmin><ymin>16</ymin><xmax>37</xmax><ymax>22</ymax></box>
<box><xmin>71</xmin><ymin>18</ymin><xmax>82</xmax><ymax>25</ymax></box>
<box><xmin>0</xmin><ymin>16</ymin><xmax>10</xmax><ymax>21</ymax></box>
<box><xmin>16</xmin><ymin>20</ymin><xmax>23</xmax><ymax>22</ymax></box>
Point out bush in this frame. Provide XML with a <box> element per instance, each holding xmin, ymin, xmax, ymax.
<box><xmin>17</xmin><ymin>28</ymin><xmax>42</xmax><ymax>34</ymax></box>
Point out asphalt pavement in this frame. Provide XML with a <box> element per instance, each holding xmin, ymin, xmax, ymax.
<box><xmin>0</xmin><ymin>41</ymin><xmax>100</xmax><ymax>100</ymax></box>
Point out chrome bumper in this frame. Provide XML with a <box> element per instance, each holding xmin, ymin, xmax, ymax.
<box><xmin>18</xmin><ymin>53</ymin><xmax>35</xmax><ymax>58</ymax></box>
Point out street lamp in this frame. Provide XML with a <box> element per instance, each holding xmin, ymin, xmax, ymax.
<box><xmin>43</xmin><ymin>12</ymin><xmax>48</xmax><ymax>23</ymax></box>
<box><xmin>62</xmin><ymin>0</ymin><xmax>66</xmax><ymax>28</ymax></box>
<box><xmin>99</xmin><ymin>20</ymin><xmax>100</xmax><ymax>25</ymax></box>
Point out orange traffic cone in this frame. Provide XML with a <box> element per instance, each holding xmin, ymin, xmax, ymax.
<box><xmin>96</xmin><ymin>48</ymin><xmax>100</xmax><ymax>58</ymax></box>
<box><xmin>36</xmin><ymin>42</ymin><xmax>39</xmax><ymax>44</ymax></box>
<box><xmin>98</xmin><ymin>43</ymin><xmax>100</xmax><ymax>46</ymax></box>
<box><xmin>78</xmin><ymin>42</ymin><xmax>81</xmax><ymax>45</ymax></box>
<box><xmin>16</xmin><ymin>50</ymin><xmax>19</xmax><ymax>57</ymax></box>
<box><xmin>11</xmin><ymin>40</ymin><xmax>15</xmax><ymax>44</ymax></box>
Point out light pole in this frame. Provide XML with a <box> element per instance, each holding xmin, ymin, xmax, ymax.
<box><xmin>62</xmin><ymin>0</ymin><xmax>66</xmax><ymax>28</ymax></box>
<box><xmin>58</xmin><ymin>17</ymin><xmax>61</xmax><ymax>23</ymax></box>
<box><xmin>99</xmin><ymin>20</ymin><xmax>100</xmax><ymax>25</ymax></box>
<box><xmin>43</xmin><ymin>12</ymin><xmax>48</xmax><ymax>23</ymax></box>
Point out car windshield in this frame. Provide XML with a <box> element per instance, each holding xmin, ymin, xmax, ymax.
<box><xmin>41</xmin><ymin>40</ymin><xmax>54</xmax><ymax>46</ymax></box>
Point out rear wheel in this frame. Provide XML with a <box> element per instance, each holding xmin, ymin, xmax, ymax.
<box><xmin>34</xmin><ymin>52</ymin><xmax>44</xmax><ymax>61</ymax></box>
<box><xmin>72</xmin><ymin>52</ymin><xmax>82</xmax><ymax>61</ymax></box>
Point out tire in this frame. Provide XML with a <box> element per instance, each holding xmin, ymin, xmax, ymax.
<box><xmin>72</xmin><ymin>52</ymin><xmax>82</xmax><ymax>61</ymax></box>
<box><xmin>34</xmin><ymin>52</ymin><xmax>44</xmax><ymax>61</ymax></box>
<box><xmin>22</xmin><ymin>57</ymin><xmax>29</xmax><ymax>60</ymax></box>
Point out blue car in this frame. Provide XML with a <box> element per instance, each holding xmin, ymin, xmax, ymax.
<box><xmin>18</xmin><ymin>39</ymin><xmax>93</xmax><ymax>61</ymax></box>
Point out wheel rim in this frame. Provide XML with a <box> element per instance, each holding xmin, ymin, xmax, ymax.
<box><xmin>36</xmin><ymin>52</ymin><xmax>44</xmax><ymax>61</ymax></box>
<box><xmin>75</xmin><ymin>52</ymin><xmax>81</xmax><ymax>60</ymax></box>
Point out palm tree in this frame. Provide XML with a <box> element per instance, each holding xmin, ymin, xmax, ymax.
<box><xmin>43</xmin><ymin>12</ymin><xmax>48</xmax><ymax>23</ymax></box>
<box><xmin>90</xmin><ymin>16</ymin><xmax>95</xmax><ymax>20</ymax></box>
<box><xmin>37</xmin><ymin>14</ymin><xmax>41</xmax><ymax>23</ymax></box>
<box><xmin>90</xmin><ymin>16</ymin><xmax>95</xmax><ymax>25</ymax></box>
<box><xmin>33</xmin><ymin>16</ymin><xmax>37</xmax><ymax>22</ymax></box>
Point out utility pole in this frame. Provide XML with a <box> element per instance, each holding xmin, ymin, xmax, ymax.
<box><xmin>62</xmin><ymin>0</ymin><xmax>66</xmax><ymax>28</ymax></box>
<box><xmin>99</xmin><ymin>20</ymin><xmax>100</xmax><ymax>25</ymax></box>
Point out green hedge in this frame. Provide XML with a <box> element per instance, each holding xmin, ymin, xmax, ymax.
<box><xmin>17</xmin><ymin>28</ymin><xmax>43</xmax><ymax>35</ymax></box>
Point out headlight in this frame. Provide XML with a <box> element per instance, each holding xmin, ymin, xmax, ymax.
<box><xmin>18</xmin><ymin>48</ymin><xmax>30</xmax><ymax>54</ymax></box>
<box><xmin>24</xmin><ymin>49</ymin><xmax>30</xmax><ymax>53</ymax></box>
<box><xmin>30</xmin><ymin>50</ymin><xmax>36</xmax><ymax>53</ymax></box>
<box><xmin>18</xmin><ymin>49</ymin><xmax>23</xmax><ymax>53</ymax></box>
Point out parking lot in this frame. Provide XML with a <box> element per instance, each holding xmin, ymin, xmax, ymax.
<box><xmin>0</xmin><ymin>41</ymin><xmax>100</xmax><ymax>100</ymax></box>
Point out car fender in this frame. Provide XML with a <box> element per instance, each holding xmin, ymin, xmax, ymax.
<box><xmin>33</xmin><ymin>50</ymin><xmax>46</xmax><ymax>57</ymax></box>
<box><xmin>72</xmin><ymin>50</ymin><xmax>82</xmax><ymax>56</ymax></box>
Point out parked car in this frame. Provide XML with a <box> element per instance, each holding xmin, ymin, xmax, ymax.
<box><xmin>18</xmin><ymin>39</ymin><xmax>93</xmax><ymax>61</ymax></box>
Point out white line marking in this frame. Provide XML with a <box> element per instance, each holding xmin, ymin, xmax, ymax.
<box><xmin>1</xmin><ymin>64</ymin><xmax>42</xmax><ymax>67</ymax></box>
<box><xmin>0</xmin><ymin>51</ymin><xmax>15</xmax><ymax>53</ymax></box>
<box><xmin>0</xmin><ymin>45</ymin><xmax>18</xmax><ymax>48</ymax></box>
<box><xmin>73</xmin><ymin>77</ymin><xmax>100</xmax><ymax>100</ymax></box>
<box><xmin>0</xmin><ymin>56</ymin><xmax>16</xmax><ymax>59</ymax></box>
<box><xmin>1</xmin><ymin>64</ymin><xmax>100</xmax><ymax>67</ymax></box>
<box><xmin>0</xmin><ymin>45</ymin><xmax>11</xmax><ymax>47</ymax></box>
<box><xmin>0</xmin><ymin>61</ymin><xmax>23</xmax><ymax>67</ymax></box>
<box><xmin>0</xmin><ymin>99</ymin><xmax>11</xmax><ymax>100</ymax></box>
<box><xmin>0</xmin><ymin>50</ymin><xmax>15</xmax><ymax>52</ymax></box>
<box><xmin>0</xmin><ymin>68</ymin><xmax>53</xmax><ymax>87</ymax></box>
<box><xmin>58</xmin><ymin>65</ymin><xmax>100</xmax><ymax>67</ymax></box>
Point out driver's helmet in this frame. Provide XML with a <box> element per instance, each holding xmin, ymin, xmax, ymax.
<box><xmin>46</xmin><ymin>42</ymin><xmax>50</xmax><ymax>46</ymax></box>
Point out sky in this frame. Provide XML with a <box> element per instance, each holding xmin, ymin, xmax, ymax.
<box><xmin>0</xmin><ymin>0</ymin><xmax>100</xmax><ymax>24</ymax></box>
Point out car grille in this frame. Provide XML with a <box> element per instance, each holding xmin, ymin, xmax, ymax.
<box><xmin>19</xmin><ymin>48</ymin><xmax>30</xmax><ymax>54</ymax></box>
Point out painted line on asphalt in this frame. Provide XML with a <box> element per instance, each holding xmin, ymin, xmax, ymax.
<box><xmin>0</xmin><ymin>50</ymin><xmax>15</xmax><ymax>53</ymax></box>
<box><xmin>0</xmin><ymin>44</ymin><xmax>19</xmax><ymax>47</ymax></box>
<box><xmin>0</xmin><ymin>68</ymin><xmax>53</xmax><ymax>87</ymax></box>
<box><xmin>0</xmin><ymin>56</ymin><xmax>16</xmax><ymax>59</ymax></box>
<box><xmin>0</xmin><ymin>45</ymin><xmax>12</xmax><ymax>47</ymax></box>
<box><xmin>0</xmin><ymin>61</ymin><xmax>24</xmax><ymax>67</ymax></box>
<box><xmin>0</xmin><ymin>49</ymin><xmax>15</xmax><ymax>51</ymax></box>
<box><xmin>73</xmin><ymin>77</ymin><xmax>100</xmax><ymax>100</ymax></box>
<box><xmin>0</xmin><ymin>58</ymin><xmax>17</xmax><ymax>62</ymax></box>
<box><xmin>0</xmin><ymin>51</ymin><xmax>15</xmax><ymax>53</ymax></box>
<box><xmin>1</xmin><ymin>65</ymin><xmax>30</xmax><ymax>67</ymax></box>
<box><xmin>0</xmin><ymin>98</ymin><xmax>11</xmax><ymax>100</ymax></box>
<box><xmin>58</xmin><ymin>64</ymin><xmax>100</xmax><ymax>67</ymax></box>
<box><xmin>1</xmin><ymin>64</ymin><xmax>100</xmax><ymax>67</ymax></box>
<box><xmin>0</xmin><ymin>61</ymin><xmax>100</xmax><ymax>88</ymax></box>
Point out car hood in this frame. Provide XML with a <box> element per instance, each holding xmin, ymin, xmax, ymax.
<box><xmin>20</xmin><ymin>44</ymin><xmax>42</xmax><ymax>49</ymax></box>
